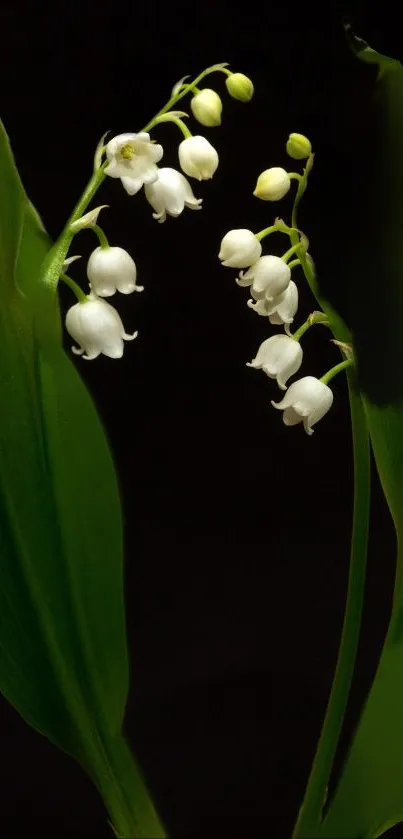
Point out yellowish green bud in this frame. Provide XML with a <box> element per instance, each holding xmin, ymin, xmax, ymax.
<box><xmin>190</xmin><ymin>88</ymin><xmax>222</xmax><ymax>127</ymax></box>
<box><xmin>253</xmin><ymin>167</ymin><xmax>291</xmax><ymax>201</ymax></box>
<box><xmin>286</xmin><ymin>133</ymin><xmax>312</xmax><ymax>159</ymax></box>
<box><xmin>225</xmin><ymin>72</ymin><xmax>254</xmax><ymax>102</ymax></box>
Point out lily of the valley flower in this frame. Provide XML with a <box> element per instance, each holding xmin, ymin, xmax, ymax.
<box><xmin>271</xmin><ymin>376</ymin><xmax>333</xmax><ymax>435</ymax></box>
<box><xmin>247</xmin><ymin>281</ymin><xmax>299</xmax><ymax>333</ymax></box>
<box><xmin>178</xmin><ymin>135</ymin><xmax>219</xmax><ymax>180</ymax></box>
<box><xmin>105</xmin><ymin>132</ymin><xmax>163</xmax><ymax>195</ymax></box>
<box><xmin>247</xmin><ymin>334</ymin><xmax>303</xmax><ymax>389</ymax></box>
<box><xmin>253</xmin><ymin>167</ymin><xmax>291</xmax><ymax>201</ymax></box>
<box><xmin>144</xmin><ymin>167</ymin><xmax>202</xmax><ymax>222</ymax></box>
<box><xmin>87</xmin><ymin>246</ymin><xmax>143</xmax><ymax>296</ymax></box>
<box><xmin>238</xmin><ymin>255</ymin><xmax>291</xmax><ymax>299</ymax></box>
<box><xmin>65</xmin><ymin>292</ymin><xmax>137</xmax><ymax>360</ymax></box>
<box><xmin>190</xmin><ymin>89</ymin><xmax>223</xmax><ymax>126</ymax></box>
<box><xmin>218</xmin><ymin>229</ymin><xmax>262</xmax><ymax>268</ymax></box>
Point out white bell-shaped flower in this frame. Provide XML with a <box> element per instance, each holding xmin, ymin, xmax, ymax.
<box><xmin>178</xmin><ymin>135</ymin><xmax>219</xmax><ymax>180</ymax></box>
<box><xmin>190</xmin><ymin>89</ymin><xmax>222</xmax><ymax>126</ymax></box>
<box><xmin>271</xmin><ymin>376</ymin><xmax>333</xmax><ymax>435</ymax></box>
<box><xmin>246</xmin><ymin>334</ymin><xmax>303</xmax><ymax>389</ymax></box>
<box><xmin>144</xmin><ymin>167</ymin><xmax>202</xmax><ymax>222</ymax></box>
<box><xmin>105</xmin><ymin>132</ymin><xmax>163</xmax><ymax>195</ymax></box>
<box><xmin>266</xmin><ymin>281</ymin><xmax>299</xmax><ymax>324</ymax></box>
<box><xmin>65</xmin><ymin>292</ymin><xmax>137</xmax><ymax>360</ymax></box>
<box><xmin>87</xmin><ymin>246</ymin><xmax>142</xmax><ymax>297</ymax></box>
<box><xmin>247</xmin><ymin>281</ymin><xmax>298</xmax><ymax>333</ymax></box>
<box><xmin>253</xmin><ymin>167</ymin><xmax>291</xmax><ymax>201</ymax></box>
<box><xmin>238</xmin><ymin>255</ymin><xmax>291</xmax><ymax>299</ymax></box>
<box><xmin>218</xmin><ymin>229</ymin><xmax>262</xmax><ymax>268</ymax></box>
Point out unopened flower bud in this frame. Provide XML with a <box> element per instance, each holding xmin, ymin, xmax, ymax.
<box><xmin>286</xmin><ymin>133</ymin><xmax>312</xmax><ymax>160</ymax></box>
<box><xmin>225</xmin><ymin>72</ymin><xmax>254</xmax><ymax>102</ymax></box>
<box><xmin>254</xmin><ymin>167</ymin><xmax>291</xmax><ymax>201</ymax></box>
<box><xmin>218</xmin><ymin>229</ymin><xmax>262</xmax><ymax>268</ymax></box>
<box><xmin>178</xmin><ymin>136</ymin><xmax>219</xmax><ymax>180</ymax></box>
<box><xmin>190</xmin><ymin>89</ymin><xmax>223</xmax><ymax>127</ymax></box>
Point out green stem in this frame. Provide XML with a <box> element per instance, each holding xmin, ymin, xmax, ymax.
<box><xmin>39</xmin><ymin>162</ymin><xmax>108</xmax><ymax>295</ymax></box>
<box><xmin>282</xmin><ymin>242</ymin><xmax>301</xmax><ymax>262</ymax></box>
<box><xmin>89</xmin><ymin>733</ymin><xmax>167</xmax><ymax>839</ymax></box>
<box><xmin>92</xmin><ymin>223</ymin><xmax>110</xmax><ymax>249</ymax></box>
<box><xmin>292</xmin><ymin>375</ymin><xmax>370</xmax><ymax>838</ymax></box>
<box><xmin>290</xmin><ymin>160</ymin><xmax>371</xmax><ymax>838</ymax></box>
<box><xmin>151</xmin><ymin>114</ymin><xmax>192</xmax><ymax>138</ymax></box>
<box><xmin>291</xmin><ymin>312</ymin><xmax>327</xmax><ymax>342</ymax></box>
<box><xmin>255</xmin><ymin>221</ymin><xmax>298</xmax><ymax>242</ymax></box>
<box><xmin>60</xmin><ymin>273</ymin><xmax>87</xmax><ymax>302</ymax></box>
<box><xmin>320</xmin><ymin>358</ymin><xmax>354</xmax><ymax>386</ymax></box>
<box><xmin>142</xmin><ymin>62</ymin><xmax>229</xmax><ymax>131</ymax></box>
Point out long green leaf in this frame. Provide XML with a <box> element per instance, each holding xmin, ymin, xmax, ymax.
<box><xmin>0</xmin><ymin>120</ymin><xmax>165</xmax><ymax>836</ymax></box>
<box><xmin>302</xmin><ymin>31</ymin><xmax>403</xmax><ymax>839</ymax></box>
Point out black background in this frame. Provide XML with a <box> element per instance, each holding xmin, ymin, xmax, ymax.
<box><xmin>0</xmin><ymin>1</ymin><xmax>401</xmax><ymax>837</ymax></box>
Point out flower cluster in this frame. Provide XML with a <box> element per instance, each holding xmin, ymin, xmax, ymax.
<box><xmin>57</xmin><ymin>63</ymin><xmax>254</xmax><ymax>360</ymax></box>
<box><xmin>218</xmin><ymin>134</ymin><xmax>353</xmax><ymax>435</ymax></box>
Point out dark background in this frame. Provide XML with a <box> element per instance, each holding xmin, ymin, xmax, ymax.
<box><xmin>0</xmin><ymin>2</ymin><xmax>401</xmax><ymax>837</ymax></box>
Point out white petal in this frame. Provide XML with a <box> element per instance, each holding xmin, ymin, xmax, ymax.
<box><xmin>142</xmin><ymin>165</ymin><xmax>160</xmax><ymax>185</ymax></box>
<box><xmin>179</xmin><ymin>136</ymin><xmax>219</xmax><ymax>181</ymax></box>
<box><xmin>120</xmin><ymin>175</ymin><xmax>144</xmax><ymax>195</ymax></box>
<box><xmin>87</xmin><ymin>246</ymin><xmax>138</xmax><ymax>297</ymax></box>
<box><xmin>104</xmin><ymin>159</ymin><xmax>122</xmax><ymax>178</ymax></box>
<box><xmin>283</xmin><ymin>407</ymin><xmax>302</xmax><ymax>426</ymax></box>
<box><xmin>251</xmin><ymin>255</ymin><xmax>291</xmax><ymax>297</ymax></box>
<box><xmin>219</xmin><ymin>229</ymin><xmax>262</xmax><ymax>269</ymax></box>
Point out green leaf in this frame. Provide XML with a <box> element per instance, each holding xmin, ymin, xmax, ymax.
<box><xmin>296</xmin><ymin>30</ymin><xmax>403</xmax><ymax>839</ymax></box>
<box><xmin>0</xmin><ymin>120</ymin><xmax>165</xmax><ymax>837</ymax></box>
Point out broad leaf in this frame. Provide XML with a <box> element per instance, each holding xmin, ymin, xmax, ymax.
<box><xmin>0</xmin><ymin>121</ymin><xmax>164</xmax><ymax>836</ymax></box>
<box><xmin>296</xmin><ymin>30</ymin><xmax>403</xmax><ymax>839</ymax></box>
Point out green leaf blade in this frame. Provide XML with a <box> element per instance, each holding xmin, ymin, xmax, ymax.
<box><xmin>0</xmin><ymin>116</ymin><xmax>128</xmax><ymax>751</ymax></box>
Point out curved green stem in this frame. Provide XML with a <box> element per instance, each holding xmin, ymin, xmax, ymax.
<box><xmin>39</xmin><ymin>162</ymin><xmax>108</xmax><ymax>295</ymax></box>
<box><xmin>292</xmin><ymin>377</ymin><xmax>370</xmax><ymax>837</ymax></box>
<box><xmin>321</xmin><ymin>358</ymin><xmax>354</xmax><ymax>386</ymax></box>
<box><xmin>151</xmin><ymin>114</ymin><xmax>192</xmax><ymax>138</ymax></box>
<box><xmin>92</xmin><ymin>223</ymin><xmax>110</xmax><ymax>249</ymax></box>
<box><xmin>141</xmin><ymin>62</ymin><xmax>229</xmax><ymax>131</ymax></box>
<box><xmin>60</xmin><ymin>273</ymin><xmax>87</xmax><ymax>302</ymax></box>
<box><xmin>289</xmin><ymin>160</ymin><xmax>371</xmax><ymax>837</ymax></box>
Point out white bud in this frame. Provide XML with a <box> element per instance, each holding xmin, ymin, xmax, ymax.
<box><xmin>190</xmin><ymin>89</ymin><xmax>223</xmax><ymax>126</ymax></box>
<box><xmin>87</xmin><ymin>246</ymin><xmax>143</xmax><ymax>297</ymax></box>
<box><xmin>178</xmin><ymin>135</ymin><xmax>219</xmax><ymax>181</ymax></box>
<box><xmin>253</xmin><ymin>167</ymin><xmax>291</xmax><ymax>201</ymax></box>
<box><xmin>65</xmin><ymin>292</ymin><xmax>137</xmax><ymax>361</ymax></box>
<box><xmin>218</xmin><ymin>229</ymin><xmax>262</xmax><ymax>268</ymax></box>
